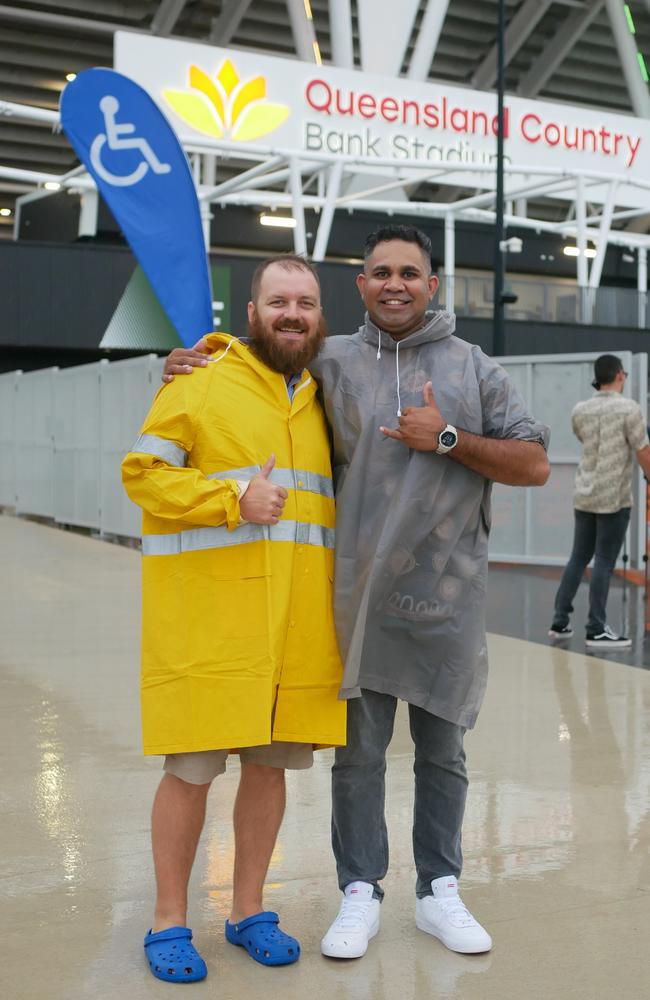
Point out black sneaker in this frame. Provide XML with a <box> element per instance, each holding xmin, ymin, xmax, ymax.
<box><xmin>548</xmin><ymin>624</ymin><xmax>573</xmax><ymax>638</ymax></box>
<box><xmin>585</xmin><ymin>627</ymin><xmax>632</xmax><ymax>648</ymax></box>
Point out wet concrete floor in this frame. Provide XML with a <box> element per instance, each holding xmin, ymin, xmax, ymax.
<box><xmin>2</xmin><ymin>514</ymin><xmax>650</xmax><ymax>999</ymax></box>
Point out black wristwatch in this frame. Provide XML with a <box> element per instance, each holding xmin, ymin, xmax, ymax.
<box><xmin>436</xmin><ymin>424</ymin><xmax>458</xmax><ymax>455</ymax></box>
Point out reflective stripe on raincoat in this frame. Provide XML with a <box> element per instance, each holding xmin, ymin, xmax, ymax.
<box><xmin>122</xmin><ymin>333</ymin><xmax>346</xmax><ymax>755</ymax></box>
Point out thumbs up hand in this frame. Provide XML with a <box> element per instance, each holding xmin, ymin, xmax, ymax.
<box><xmin>379</xmin><ymin>382</ymin><xmax>446</xmax><ymax>451</ymax></box>
<box><xmin>239</xmin><ymin>455</ymin><xmax>289</xmax><ymax>524</ymax></box>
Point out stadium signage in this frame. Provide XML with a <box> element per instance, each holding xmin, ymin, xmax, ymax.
<box><xmin>303</xmin><ymin>78</ymin><xmax>641</xmax><ymax>168</ymax></box>
<box><xmin>115</xmin><ymin>32</ymin><xmax>647</xmax><ymax>190</ymax></box>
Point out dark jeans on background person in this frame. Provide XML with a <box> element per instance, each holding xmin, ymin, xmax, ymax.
<box><xmin>331</xmin><ymin>688</ymin><xmax>467</xmax><ymax>900</ymax></box>
<box><xmin>553</xmin><ymin>507</ymin><xmax>631</xmax><ymax>634</ymax></box>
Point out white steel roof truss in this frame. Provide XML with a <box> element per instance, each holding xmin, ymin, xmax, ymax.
<box><xmin>471</xmin><ymin>0</ymin><xmax>553</xmax><ymax>89</ymax></box>
<box><xmin>208</xmin><ymin>0</ymin><xmax>255</xmax><ymax>45</ymax></box>
<box><xmin>150</xmin><ymin>0</ymin><xmax>190</xmax><ymax>37</ymax></box>
<box><xmin>516</xmin><ymin>0</ymin><xmax>606</xmax><ymax>98</ymax></box>
<box><xmin>7</xmin><ymin>100</ymin><xmax>650</xmax><ymax>271</ymax></box>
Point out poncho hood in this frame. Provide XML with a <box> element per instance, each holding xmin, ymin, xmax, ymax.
<box><xmin>360</xmin><ymin>309</ymin><xmax>456</xmax><ymax>354</ymax></box>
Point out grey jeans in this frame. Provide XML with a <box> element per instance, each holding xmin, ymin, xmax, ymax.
<box><xmin>553</xmin><ymin>507</ymin><xmax>631</xmax><ymax>634</ymax></box>
<box><xmin>331</xmin><ymin>689</ymin><xmax>467</xmax><ymax>900</ymax></box>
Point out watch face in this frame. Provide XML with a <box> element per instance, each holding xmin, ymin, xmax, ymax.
<box><xmin>440</xmin><ymin>430</ymin><xmax>456</xmax><ymax>448</ymax></box>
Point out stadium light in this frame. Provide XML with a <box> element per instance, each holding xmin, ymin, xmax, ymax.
<box><xmin>260</xmin><ymin>214</ymin><xmax>297</xmax><ymax>229</ymax></box>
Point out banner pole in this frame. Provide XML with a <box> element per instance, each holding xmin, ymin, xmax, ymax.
<box><xmin>492</xmin><ymin>0</ymin><xmax>506</xmax><ymax>357</ymax></box>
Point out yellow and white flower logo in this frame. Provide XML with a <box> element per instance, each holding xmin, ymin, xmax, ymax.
<box><xmin>163</xmin><ymin>59</ymin><xmax>290</xmax><ymax>142</ymax></box>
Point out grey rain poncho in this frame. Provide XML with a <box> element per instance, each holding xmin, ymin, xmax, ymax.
<box><xmin>309</xmin><ymin>311</ymin><xmax>549</xmax><ymax>729</ymax></box>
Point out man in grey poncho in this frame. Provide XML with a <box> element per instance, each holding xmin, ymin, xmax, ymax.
<box><xmin>162</xmin><ymin>225</ymin><xmax>550</xmax><ymax>959</ymax></box>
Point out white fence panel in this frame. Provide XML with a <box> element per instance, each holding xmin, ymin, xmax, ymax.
<box><xmin>99</xmin><ymin>355</ymin><xmax>164</xmax><ymax>537</ymax></box>
<box><xmin>53</xmin><ymin>361</ymin><xmax>105</xmax><ymax>529</ymax></box>
<box><xmin>491</xmin><ymin>351</ymin><xmax>645</xmax><ymax>567</ymax></box>
<box><xmin>2</xmin><ymin>349</ymin><xmax>646</xmax><ymax>568</ymax></box>
<box><xmin>15</xmin><ymin>367</ymin><xmax>57</xmax><ymax>517</ymax></box>
<box><xmin>0</xmin><ymin>371</ymin><xmax>20</xmax><ymax>508</ymax></box>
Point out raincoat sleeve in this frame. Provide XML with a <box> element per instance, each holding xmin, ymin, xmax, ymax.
<box><xmin>121</xmin><ymin>375</ymin><xmax>242</xmax><ymax>531</ymax></box>
<box><xmin>473</xmin><ymin>347</ymin><xmax>550</xmax><ymax>448</ymax></box>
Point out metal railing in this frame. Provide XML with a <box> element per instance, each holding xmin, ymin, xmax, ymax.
<box><xmin>441</xmin><ymin>276</ymin><xmax>648</xmax><ymax>329</ymax></box>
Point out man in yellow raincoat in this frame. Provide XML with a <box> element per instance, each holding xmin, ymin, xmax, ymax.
<box><xmin>122</xmin><ymin>255</ymin><xmax>346</xmax><ymax>983</ymax></box>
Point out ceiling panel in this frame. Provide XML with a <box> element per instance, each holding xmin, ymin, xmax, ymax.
<box><xmin>0</xmin><ymin>0</ymin><xmax>645</xmax><ymax>229</ymax></box>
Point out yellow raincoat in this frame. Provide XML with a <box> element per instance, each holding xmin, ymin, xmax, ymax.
<box><xmin>122</xmin><ymin>333</ymin><xmax>346</xmax><ymax>755</ymax></box>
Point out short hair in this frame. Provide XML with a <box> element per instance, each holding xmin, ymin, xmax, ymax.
<box><xmin>363</xmin><ymin>224</ymin><xmax>433</xmax><ymax>271</ymax></box>
<box><xmin>250</xmin><ymin>254</ymin><xmax>320</xmax><ymax>303</ymax></box>
<box><xmin>592</xmin><ymin>354</ymin><xmax>623</xmax><ymax>389</ymax></box>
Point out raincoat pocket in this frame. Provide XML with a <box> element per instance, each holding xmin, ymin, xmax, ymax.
<box><xmin>182</xmin><ymin>545</ymin><xmax>271</xmax><ymax>650</ymax></box>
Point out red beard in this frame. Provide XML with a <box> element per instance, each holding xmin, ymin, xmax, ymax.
<box><xmin>247</xmin><ymin>312</ymin><xmax>328</xmax><ymax>376</ymax></box>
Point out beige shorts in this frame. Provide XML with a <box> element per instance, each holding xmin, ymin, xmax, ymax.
<box><xmin>164</xmin><ymin>741</ymin><xmax>314</xmax><ymax>785</ymax></box>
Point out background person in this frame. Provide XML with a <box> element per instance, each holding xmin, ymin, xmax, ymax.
<box><xmin>123</xmin><ymin>255</ymin><xmax>345</xmax><ymax>983</ymax></box>
<box><xmin>549</xmin><ymin>353</ymin><xmax>650</xmax><ymax>648</ymax></box>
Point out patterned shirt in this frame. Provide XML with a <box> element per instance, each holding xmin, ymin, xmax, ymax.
<box><xmin>572</xmin><ymin>391</ymin><xmax>649</xmax><ymax>513</ymax></box>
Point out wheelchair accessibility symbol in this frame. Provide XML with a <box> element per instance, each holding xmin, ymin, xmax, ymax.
<box><xmin>90</xmin><ymin>95</ymin><xmax>171</xmax><ymax>187</ymax></box>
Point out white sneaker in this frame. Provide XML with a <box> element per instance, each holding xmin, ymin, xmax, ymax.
<box><xmin>320</xmin><ymin>881</ymin><xmax>381</xmax><ymax>959</ymax></box>
<box><xmin>415</xmin><ymin>876</ymin><xmax>492</xmax><ymax>954</ymax></box>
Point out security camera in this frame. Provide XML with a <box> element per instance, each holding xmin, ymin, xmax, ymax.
<box><xmin>499</xmin><ymin>236</ymin><xmax>523</xmax><ymax>253</ymax></box>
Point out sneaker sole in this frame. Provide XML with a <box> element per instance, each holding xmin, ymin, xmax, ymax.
<box><xmin>548</xmin><ymin>630</ymin><xmax>573</xmax><ymax>638</ymax></box>
<box><xmin>585</xmin><ymin>639</ymin><xmax>632</xmax><ymax>648</ymax></box>
<box><xmin>320</xmin><ymin>921</ymin><xmax>379</xmax><ymax>960</ymax></box>
<box><xmin>415</xmin><ymin>913</ymin><xmax>492</xmax><ymax>955</ymax></box>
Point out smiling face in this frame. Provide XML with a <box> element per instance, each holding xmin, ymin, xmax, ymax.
<box><xmin>247</xmin><ymin>262</ymin><xmax>327</xmax><ymax>375</ymax></box>
<box><xmin>357</xmin><ymin>239</ymin><xmax>439</xmax><ymax>340</ymax></box>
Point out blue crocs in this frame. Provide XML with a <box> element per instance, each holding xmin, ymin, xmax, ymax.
<box><xmin>225</xmin><ymin>911</ymin><xmax>300</xmax><ymax>966</ymax></box>
<box><xmin>144</xmin><ymin>926</ymin><xmax>207</xmax><ymax>983</ymax></box>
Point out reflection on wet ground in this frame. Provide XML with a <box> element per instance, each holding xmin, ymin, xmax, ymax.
<box><xmin>3</xmin><ymin>514</ymin><xmax>650</xmax><ymax>999</ymax></box>
<box><xmin>488</xmin><ymin>563</ymin><xmax>650</xmax><ymax>669</ymax></box>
